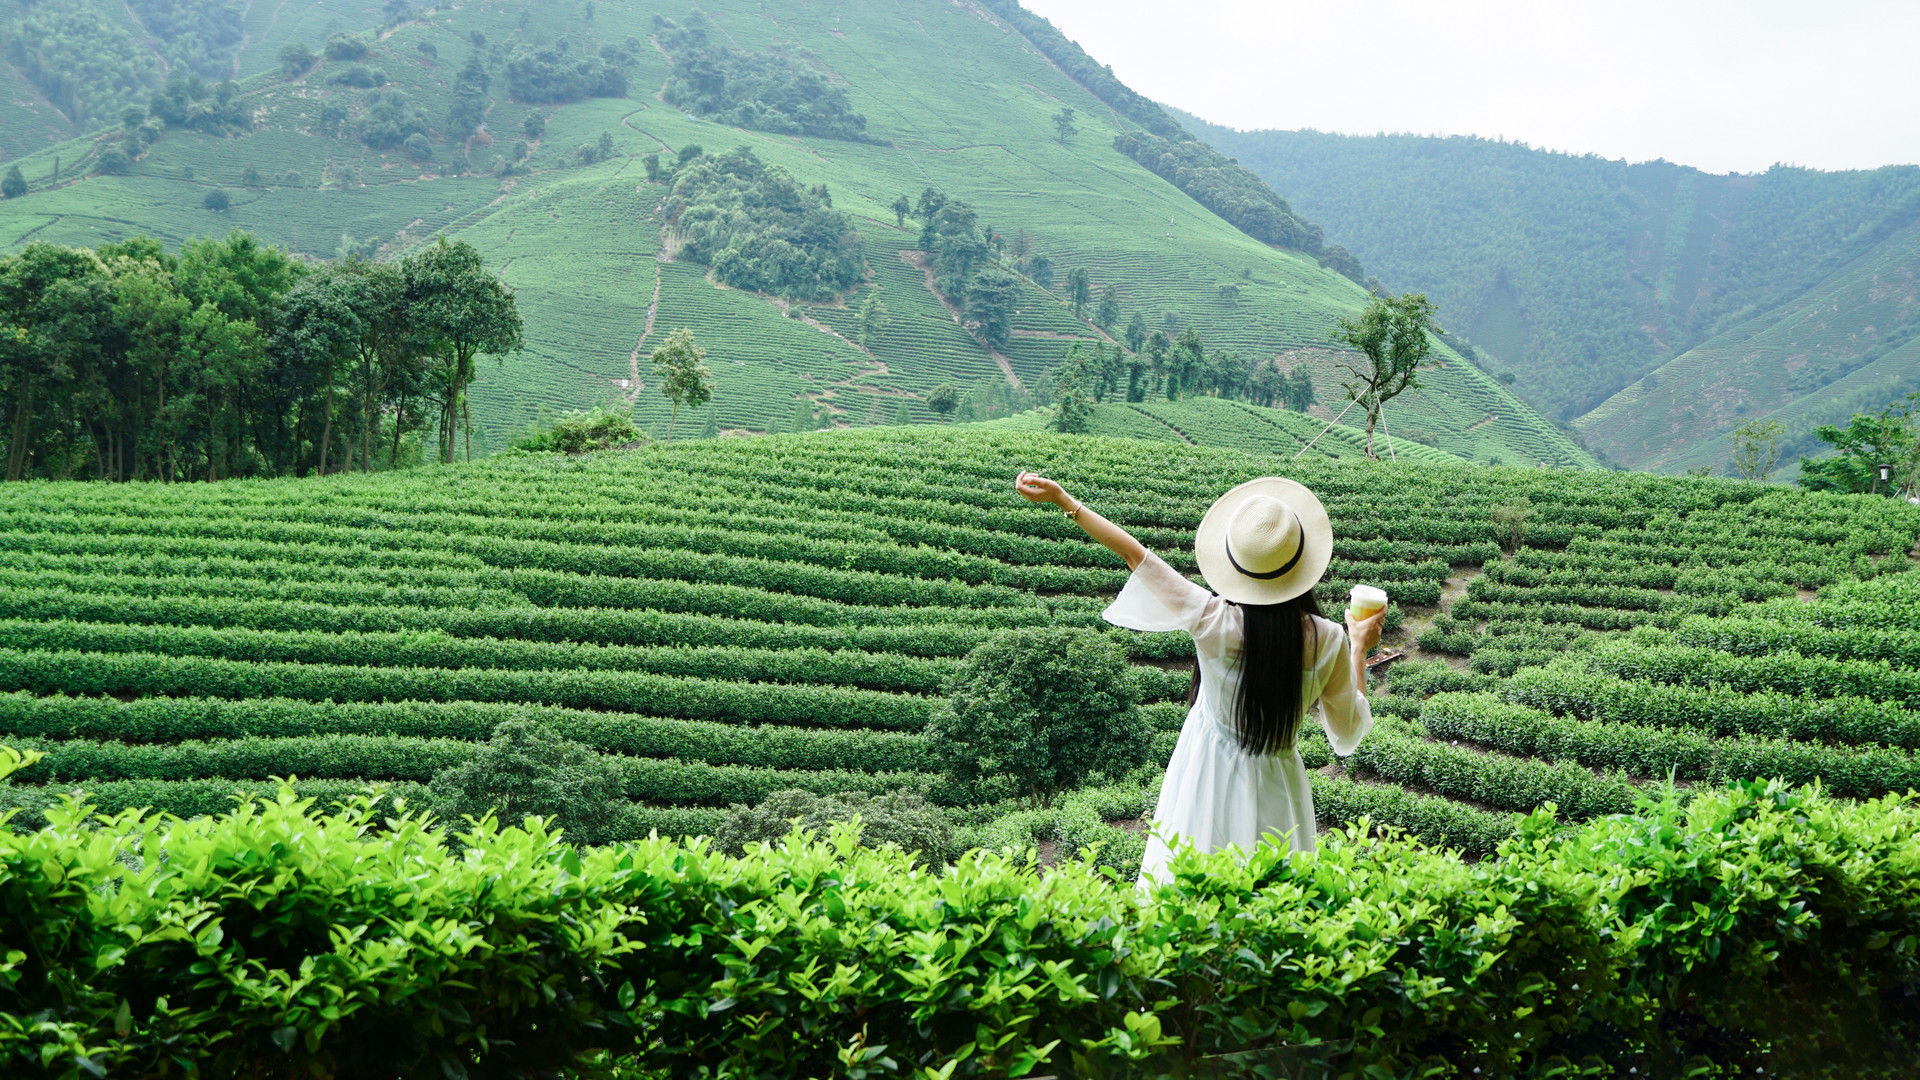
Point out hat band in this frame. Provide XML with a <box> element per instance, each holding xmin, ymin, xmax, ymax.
<box><xmin>1224</xmin><ymin>512</ymin><xmax>1305</xmax><ymax>581</ymax></box>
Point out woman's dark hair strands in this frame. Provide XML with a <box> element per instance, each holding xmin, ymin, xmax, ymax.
<box><xmin>1185</xmin><ymin>591</ymin><xmax>1322</xmax><ymax>754</ymax></box>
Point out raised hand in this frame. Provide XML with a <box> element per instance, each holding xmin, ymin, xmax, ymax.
<box><xmin>1014</xmin><ymin>471</ymin><xmax>1068</xmax><ymax>506</ymax></box>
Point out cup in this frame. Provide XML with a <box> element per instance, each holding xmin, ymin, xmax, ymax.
<box><xmin>1347</xmin><ymin>584</ymin><xmax>1388</xmax><ymax>621</ymax></box>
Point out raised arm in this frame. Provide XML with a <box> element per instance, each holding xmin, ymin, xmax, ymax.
<box><xmin>1015</xmin><ymin>472</ymin><xmax>1147</xmax><ymax>570</ymax></box>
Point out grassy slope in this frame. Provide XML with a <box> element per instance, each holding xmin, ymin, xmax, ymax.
<box><xmin>0</xmin><ymin>0</ymin><xmax>1591</xmax><ymax>467</ymax></box>
<box><xmin>1574</xmin><ymin>220</ymin><xmax>1920</xmax><ymax>472</ymax></box>
<box><xmin>1176</xmin><ymin>119</ymin><xmax>1920</xmax><ymax>469</ymax></box>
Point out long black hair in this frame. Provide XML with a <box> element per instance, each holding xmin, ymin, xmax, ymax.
<box><xmin>1186</xmin><ymin>591</ymin><xmax>1325</xmax><ymax>754</ymax></box>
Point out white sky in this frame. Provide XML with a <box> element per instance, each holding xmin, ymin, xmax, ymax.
<box><xmin>1018</xmin><ymin>0</ymin><xmax>1920</xmax><ymax>175</ymax></box>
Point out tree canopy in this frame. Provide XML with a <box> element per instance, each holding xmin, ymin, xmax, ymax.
<box><xmin>667</xmin><ymin>147</ymin><xmax>864</xmax><ymax>301</ymax></box>
<box><xmin>655</xmin><ymin>15</ymin><xmax>881</xmax><ymax>144</ymax></box>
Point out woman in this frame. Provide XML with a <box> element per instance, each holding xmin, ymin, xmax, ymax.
<box><xmin>1014</xmin><ymin>471</ymin><xmax>1382</xmax><ymax>886</ymax></box>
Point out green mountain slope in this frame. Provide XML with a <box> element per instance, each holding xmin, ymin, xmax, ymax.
<box><xmin>1173</xmin><ymin>119</ymin><xmax>1920</xmax><ymax>444</ymax></box>
<box><xmin>1574</xmin><ymin>220</ymin><xmax>1920</xmax><ymax>472</ymax></box>
<box><xmin>0</xmin><ymin>0</ymin><xmax>1591</xmax><ymax>467</ymax></box>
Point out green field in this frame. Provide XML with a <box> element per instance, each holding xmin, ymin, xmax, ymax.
<box><xmin>0</xmin><ymin>0</ymin><xmax>1591</xmax><ymax>467</ymax></box>
<box><xmin>2</xmin><ymin>426</ymin><xmax>1913</xmax><ymax>861</ymax></box>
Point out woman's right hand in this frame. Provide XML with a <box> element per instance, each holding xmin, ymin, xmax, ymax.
<box><xmin>1345</xmin><ymin>607</ymin><xmax>1386</xmax><ymax>656</ymax></box>
<box><xmin>1014</xmin><ymin>471</ymin><xmax>1068</xmax><ymax>506</ymax></box>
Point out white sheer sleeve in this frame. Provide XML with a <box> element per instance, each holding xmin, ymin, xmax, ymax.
<box><xmin>1310</xmin><ymin>616</ymin><xmax>1373</xmax><ymax>756</ymax></box>
<box><xmin>1102</xmin><ymin>550</ymin><xmax>1214</xmax><ymax>634</ymax></box>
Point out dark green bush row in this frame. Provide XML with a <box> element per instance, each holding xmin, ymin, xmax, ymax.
<box><xmin>1307</xmin><ymin>771</ymin><xmax>1517</xmax><ymax>857</ymax></box>
<box><xmin>1467</xmin><ymin>577</ymin><xmax>1666</xmax><ymax>612</ymax></box>
<box><xmin>1672</xmin><ymin>614</ymin><xmax>1920</xmax><ymax>668</ymax></box>
<box><xmin>1348</xmin><ymin>719</ymin><xmax>1639</xmax><ymax>821</ymax></box>
<box><xmin>0</xmin><ymin>619</ymin><xmax>965</xmax><ymax>695</ymax></box>
<box><xmin>1451</xmin><ymin>597</ymin><xmax>1663</xmax><ymax>630</ymax></box>
<box><xmin>1506</xmin><ymin>661</ymin><xmax>1920</xmax><ymax>748</ymax></box>
<box><xmin>17</xmin><ymin>767</ymin><xmax>1911</xmax><ymax>1077</ymax></box>
<box><xmin>0</xmin><ymin>693</ymin><xmax>942</xmax><ymax>771</ymax></box>
<box><xmin>1422</xmin><ymin>692</ymin><xmax>1920</xmax><ymax>798</ymax></box>
<box><xmin>0</xmin><ymin>649</ymin><xmax>932</xmax><ymax>730</ymax></box>
<box><xmin>0</xmin><ymin>527</ymin><xmax>489</xmax><ymax>572</ymax></box>
<box><xmin>0</xmin><ymin>565</ymin><xmax>518</xmax><ymax>610</ymax></box>
<box><xmin>1582</xmin><ymin>634</ymin><xmax>1920</xmax><ymax>708</ymax></box>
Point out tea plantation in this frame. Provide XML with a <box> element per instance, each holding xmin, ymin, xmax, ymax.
<box><xmin>1</xmin><ymin>426</ymin><xmax>1913</xmax><ymax>857</ymax></box>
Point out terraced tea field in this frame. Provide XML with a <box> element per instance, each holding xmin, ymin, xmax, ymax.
<box><xmin>1</xmin><ymin>428</ymin><xmax>1912</xmax><ymax>860</ymax></box>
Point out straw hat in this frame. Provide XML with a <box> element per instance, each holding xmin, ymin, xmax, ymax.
<box><xmin>1192</xmin><ymin>477</ymin><xmax>1332</xmax><ymax>606</ymax></box>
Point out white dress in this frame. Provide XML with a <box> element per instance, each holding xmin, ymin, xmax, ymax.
<box><xmin>1104</xmin><ymin>551</ymin><xmax>1374</xmax><ymax>886</ymax></box>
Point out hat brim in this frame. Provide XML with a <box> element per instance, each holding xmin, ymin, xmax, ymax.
<box><xmin>1193</xmin><ymin>477</ymin><xmax>1332</xmax><ymax>606</ymax></box>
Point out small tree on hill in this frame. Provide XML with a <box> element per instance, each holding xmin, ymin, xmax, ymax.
<box><xmin>1066</xmin><ymin>267</ymin><xmax>1091</xmax><ymax>319</ymax></box>
<box><xmin>1731</xmin><ymin>418</ymin><xmax>1786</xmax><ymax>481</ymax></box>
<box><xmin>1</xmin><ymin>166</ymin><xmax>25</xmax><ymax>199</ymax></box>
<box><xmin>649</xmin><ymin>327</ymin><xmax>714</xmax><ymax>440</ymax></box>
<box><xmin>202</xmin><ymin>189</ymin><xmax>231</xmax><ymax>211</ymax></box>
<box><xmin>927</xmin><ymin>628</ymin><xmax>1150</xmax><ymax>809</ymax></box>
<box><xmin>856</xmin><ymin>290</ymin><xmax>889</xmax><ymax>346</ymax></box>
<box><xmin>890</xmin><ymin>194</ymin><xmax>911</xmax><ymax>228</ymax></box>
<box><xmin>1328</xmin><ymin>292</ymin><xmax>1441</xmax><ymax>459</ymax></box>
<box><xmin>1052</xmin><ymin>106</ymin><xmax>1078</xmax><ymax>144</ymax></box>
<box><xmin>1095</xmin><ymin>285</ymin><xmax>1121</xmax><ymax>330</ymax></box>
<box><xmin>428</xmin><ymin>718</ymin><xmax>630</xmax><ymax>843</ymax></box>
<box><xmin>926</xmin><ymin>383</ymin><xmax>959</xmax><ymax>423</ymax></box>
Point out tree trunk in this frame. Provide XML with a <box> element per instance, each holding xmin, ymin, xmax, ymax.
<box><xmin>9</xmin><ymin>390</ymin><xmax>34</xmax><ymax>481</ymax></box>
<box><xmin>393</xmin><ymin>397</ymin><xmax>406</xmax><ymax>466</ymax></box>
<box><xmin>319</xmin><ymin>383</ymin><xmax>335</xmax><ymax>475</ymax></box>
<box><xmin>667</xmin><ymin>400</ymin><xmax>680</xmax><ymax>441</ymax></box>
<box><xmin>463</xmin><ymin>393</ymin><xmax>472</xmax><ymax>462</ymax></box>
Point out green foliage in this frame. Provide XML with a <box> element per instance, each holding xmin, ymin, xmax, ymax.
<box><xmin>504</xmin><ymin>39</ymin><xmax>633</xmax><ymax>103</ymax></box>
<box><xmin>1729</xmin><ymin>417</ymin><xmax>1785</xmax><ymax>480</ymax></box>
<box><xmin>648</xmin><ymin>327</ymin><xmax>714</xmax><ymax>438</ymax></box>
<box><xmin>667</xmin><ymin>147</ymin><xmax>863</xmax><ymax>301</ymax></box>
<box><xmin>925</xmin><ymin>382</ymin><xmax>958</xmax><ymax>420</ymax></box>
<box><xmin>4</xmin><ymin>779</ymin><xmax>1920</xmax><ymax>1076</ymax></box>
<box><xmin>127</xmin><ymin>0</ymin><xmax>245</xmax><ymax>81</ymax></box>
<box><xmin>1050</xmin><ymin>105</ymin><xmax>1076</xmax><ymax>144</ymax></box>
<box><xmin>927</xmin><ymin>627</ymin><xmax>1150</xmax><ymax>807</ymax></box>
<box><xmin>4</xmin><ymin>0</ymin><xmax>161</xmax><ymax>125</ymax></box>
<box><xmin>1116</xmin><ymin>129</ymin><xmax>1331</xmax><ymax>256</ymax></box>
<box><xmin>656</xmin><ymin>14</ymin><xmax>879</xmax><ymax>143</ymax></box>
<box><xmin>426</xmin><ymin>717</ymin><xmax>631</xmax><ymax>842</ymax></box>
<box><xmin>200</xmin><ymin>187</ymin><xmax>229</xmax><ymax>211</ymax></box>
<box><xmin>512</xmin><ymin>406</ymin><xmax>641</xmax><ymax>453</ymax></box>
<box><xmin>1329</xmin><ymin>291</ymin><xmax>1441</xmax><ymax>458</ymax></box>
<box><xmin>355</xmin><ymin>88</ymin><xmax>430</xmax><ymax>150</ymax></box>
<box><xmin>0</xmin><ymin>168</ymin><xmax>24</xmax><ymax>201</ymax></box>
<box><xmin>1799</xmin><ymin>392</ymin><xmax>1920</xmax><ymax>496</ymax></box>
<box><xmin>322</xmin><ymin>33</ymin><xmax>370</xmax><ymax>61</ymax></box>
<box><xmin>277</xmin><ymin>40</ymin><xmax>313</xmax><ymax>78</ymax></box>
<box><xmin>715</xmin><ymin>787</ymin><xmax>957</xmax><ymax>865</ymax></box>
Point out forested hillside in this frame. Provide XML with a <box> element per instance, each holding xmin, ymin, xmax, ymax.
<box><xmin>1178</xmin><ymin>118</ymin><xmax>1920</xmax><ymax>469</ymax></box>
<box><xmin>0</xmin><ymin>0</ymin><xmax>1590</xmax><ymax>469</ymax></box>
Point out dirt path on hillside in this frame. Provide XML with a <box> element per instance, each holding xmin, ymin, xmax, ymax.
<box><xmin>621</xmin><ymin>256</ymin><xmax>665</xmax><ymax>402</ymax></box>
<box><xmin>899</xmin><ymin>251</ymin><xmax>1022</xmax><ymax>389</ymax></box>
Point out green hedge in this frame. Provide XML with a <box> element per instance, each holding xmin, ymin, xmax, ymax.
<box><xmin>5</xmin><ymin>765</ymin><xmax>1915</xmax><ymax>1077</ymax></box>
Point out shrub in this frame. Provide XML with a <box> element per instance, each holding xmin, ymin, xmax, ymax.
<box><xmin>426</xmin><ymin>718</ymin><xmax>631</xmax><ymax>843</ymax></box>
<box><xmin>716</xmin><ymin>787</ymin><xmax>957</xmax><ymax>865</ymax></box>
<box><xmin>512</xmin><ymin>406</ymin><xmax>642</xmax><ymax>453</ymax></box>
<box><xmin>95</xmin><ymin>147</ymin><xmax>131</xmax><ymax>175</ymax></box>
<box><xmin>926</xmin><ymin>627</ymin><xmax>1151</xmax><ymax>807</ymax></box>
<box><xmin>323</xmin><ymin>34</ymin><xmax>370</xmax><ymax>61</ymax></box>
<box><xmin>402</xmin><ymin>132</ymin><xmax>432</xmax><ymax>161</ymax></box>
<box><xmin>201</xmin><ymin>188</ymin><xmax>230</xmax><ymax>212</ymax></box>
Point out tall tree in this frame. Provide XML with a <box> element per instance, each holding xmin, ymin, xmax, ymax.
<box><xmin>1124</xmin><ymin>312</ymin><xmax>1148</xmax><ymax>353</ymax></box>
<box><xmin>1730</xmin><ymin>418</ymin><xmax>1786</xmax><ymax>481</ymax></box>
<box><xmin>1065</xmin><ymin>267</ymin><xmax>1091</xmax><ymax>318</ymax></box>
<box><xmin>1167</xmin><ymin>328</ymin><xmax>1204</xmax><ymax>400</ymax></box>
<box><xmin>649</xmin><ymin>327</ymin><xmax>714</xmax><ymax>440</ymax></box>
<box><xmin>926</xmin><ymin>383</ymin><xmax>958</xmax><ymax>423</ymax></box>
<box><xmin>856</xmin><ymin>291</ymin><xmax>889</xmax><ymax>347</ymax></box>
<box><xmin>1</xmin><ymin>166</ymin><xmax>25</xmax><ymax>200</ymax></box>
<box><xmin>0</xmin><ymin>245</ymin><xmax>108</xmax><ymax>480</ymax></box>
<box><xmin>1051</xmin><ymin>107</ymin><xmax>1078</xmax><ymax>144</ymax></box>
<box><xmin>890</xmin><ymin>195</ymin><xmax>911</xmax><ymax>228</ymax></box>
<box><xmin>407</xmin><ymin>238</ymin><xmax>523</xmax><ymax>462</ymax></box>
<box><xmin>1328</xmin><ymin>292</ymin><xmax>1440</xmax><ymax>459</ymax></box>
<box><xmin>1095</xmin><ymin>285</ymin><xmax>1120</xmax><ymax>330</ymax></box>
<box><xmin>962</xmin><ymin>268</ymin><xmax>1021</xmax><ymax>352</ymax></box>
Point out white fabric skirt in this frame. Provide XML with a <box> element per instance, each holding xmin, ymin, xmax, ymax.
<box><xmin>1137</xmin><ymin>705</ymin><xmax>1317</xmax><ymax>887</ymax></box>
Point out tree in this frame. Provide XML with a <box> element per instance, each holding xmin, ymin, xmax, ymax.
<box><xmin>241</xmin><ymin>164</ymin><xmax>262</xmax><ymax>187</ymax></box>
<box><xmin>403</xmin><ymin>133</ymin><xmax>433</xmax><ymax>162</ymax></box>
<box><xmin>1026</xmin><ymin>253</ymin><xmax>1053</xmax><ymax>293</ymax></box>
<box><xmin>925</xmin><ymin>628</ymin><xmax>1150</xmax><ymax>808</ymax></box>
<box><xmin>1166</xmin><ymin>328</ymin><xmax>1204</xmax><ymax>400</ymax></box>
<box><xmin>523</xmin><ymin>113</ymin><xmax>545</xmax><ymax>139</ymax></box>
<box><xmin>890</xmin><ymin>194</ymin><xmax>911</xmax><ymax>228</ymax></box>
<box><xmin>407</xmin><ymin>237</ymin><xmax>524</xmax><ymax>463</ymax></box>
<box><xmin>649</xmin><ymin>327</ymin><xmax>714</xmax><ymax>440</ymax></box>
<box><xmin>1</xmin><ymin>167</ymin><xmax>25</xmax><ymax>200</ymax></box>
<box><xmin>1282</xmin><ymin>365</ymin><xmax>1317</xmax><ymax>412</ymax></box>
<box><xmin>428</xmin><ymin>718</ymin><xmax>630</xmax><ymax>844</ymax></box>
<box><xmin>279</xmin><ymin>41</ymin><xmax>314</xmax><ymax>79</ymax></box>
<box><xmin>642</xmin><ymin>153</ymin><xmax>661</xmax><ymax>182</ymax></box>
<box><xmin>926</xmin><ymin>383</ymin><xmax>958</xmax><ymax>423</ymax></box>
<box><xmin>1124</xmin><ymin>312</ymin><xmax>1148</xmax><ymax>353</ymax></box>
<box><xmin>1050</xmin><ymin>342</ymin><xmax>1095</xmax><ymax>434</ymax></box>
<box><xmin>1095</xmin><ymin>285</ymin><xmax>1120</xmax><ymax>330</ymax></box>
<box><xmin>1798</xmin><ymin>393</ymin><xmax>1920</xmax><ymax>496</ymax></box>
<box><xmin>962</xmin><ymin>267</ymin><xmax>1021</xmax><ymax>352</ymax></box>
<box><xmin>1730</xmin><ymin>418</ymin><xmax>1786</xmax><ymax>481</ymax></box>
<box><xmin>199</xmin><ymin>188</ymin><xmax>231</xmax><ymax>213</ymax></box>
<box><xmin>856</xmin><ymin>291</ymin><xmax>888</xmax><ymax>346</ymax></box>
<box><xmin>1051</xmin><ymin>106</ymin><xmax>1078</xmax><ymax>144</ymax></box>
<box><xmin>1066</xmin><ymin>267</ymin><xmax>1091</xmax><ymax>318</ymax></box>
<box><xmin>1328</xmin><ymin>292</ymin><xmax>1441</xmax><ymax>459</ymax></box>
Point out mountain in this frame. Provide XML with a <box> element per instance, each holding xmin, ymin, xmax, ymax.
<box><xmin>1174</xmin><ymin>117</ymin><xmax>1920</xmax><ymax>470</ymax></box>
<box><xmin>0</xmin><ymin>0</ymin><xmax>1591</xmax><ymax>468</ymax></box>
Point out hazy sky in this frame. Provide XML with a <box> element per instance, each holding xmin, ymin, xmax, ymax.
<box><xmin>1018</xmin><ymin>0</ymin><xmax>1920</xmax><ymax>175</ymax></box>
